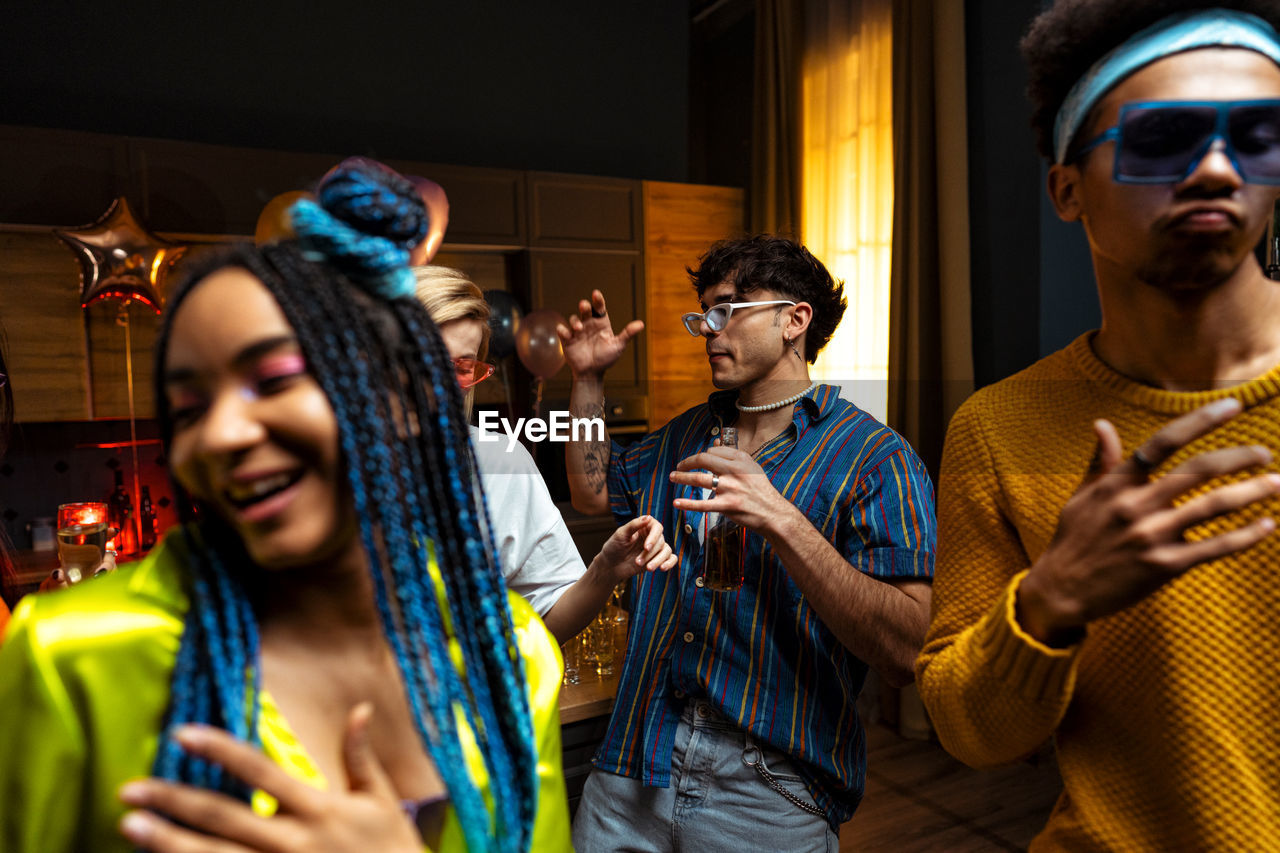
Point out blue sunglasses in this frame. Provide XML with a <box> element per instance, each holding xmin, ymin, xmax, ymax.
<box><xmin>1073</xmin><ymin>99</ymin><xmax>1280</xmax><ymax>184</ymax></box>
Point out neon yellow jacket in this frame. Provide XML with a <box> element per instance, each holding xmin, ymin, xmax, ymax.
<box><xmin>0</xmin><ymin>532</ymin><xmax>572</xmax><ymax>852</ymax></box>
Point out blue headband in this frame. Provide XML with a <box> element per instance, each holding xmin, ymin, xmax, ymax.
<box><xmin>1053</xmin><ymin>9</ymin><xmax>1280</xmax><ymax>164</ymax></box>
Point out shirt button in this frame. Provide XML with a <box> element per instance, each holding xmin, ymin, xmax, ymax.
<box><xmin>697</xmin><ymin>703</ymin><xmax>711</xmax><ymax>718</ymax></box>
<box><xmin>683</xmin><ymin>631</ymin><xmax>695</xmax><ymax>643</ymax></box>
<box><xmin>711</xmin><ymin>426</ymin><xmax>720</xmax><ymax>436</ymax></box>
<box><xmin>684</xmin><ymin>523</ymin><xmax>693</xmax><ymax>534</ymax></box>
<box><xmin>695</xmin><ymin>576</ymin><xmax>705</xmax><ymax>588</ymax></box>
<box><xmin>674</xmin><ymin>689</ymin><xmax>686</xmax><ymax>699</ymax></box>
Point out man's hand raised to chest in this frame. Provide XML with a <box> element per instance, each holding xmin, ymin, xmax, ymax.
<box><xmin>1018</xmin><ymin>398</ymin><xmax>1279</xmax><ymax>647</ymax></box>
<box><xmin>671</xmin><ymin>444</ymin><xmax>930</xmax><ymax>686</ymax></box>
<box><xmin>670</xmin><ymin>445</ymin><xmax>799</xmax><ymax>535</ymax></box>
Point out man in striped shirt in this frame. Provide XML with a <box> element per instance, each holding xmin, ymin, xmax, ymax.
<box><xmin>560</xmin><ymin>235</ymin><xmax>936</xmax><ymax>851</ymax></box>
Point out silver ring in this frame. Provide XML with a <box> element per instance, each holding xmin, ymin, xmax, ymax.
<box><xmin>711</xmin><ymin>474</ymin><xmax>720</xmax><ymax>490</ymax></box>
<box><xmin>1131</xmin><ymin>447</ymin><xmax>1157</xmax><ymax>475</ymax></box>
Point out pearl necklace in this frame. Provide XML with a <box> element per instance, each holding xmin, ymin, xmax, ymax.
<box><xmin>735</xmin><ymin>381</ymin><xmax>817</xmax><ymax>413</ymax></box>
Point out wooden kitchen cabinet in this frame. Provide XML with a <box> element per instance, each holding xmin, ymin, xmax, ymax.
<box><xmin>0</xmin><ymin>125</ymin><xmax>530</xmax><ymax>245</ymax></box>
<box><xmin>641</xmin><ymin>181</ymin><xmax>745</xmax><ymax>426</ymax></box>
<box><xmin>385</xmin><ymin>160</ymin><xmax>527</xmax><ymax>248</ymax></box>
<box><xmin>520</xmin><ymin>173</ymin><xmax>648</xmax><ymax>407</ymax></box>
<box><xmin>129</xmin><ymin>138</ymin><xmax>339</xmax><ymax>237</ymax></box>
<box><xmin>526</xmin><ymin>250</ymin><xmax>646</xmax><ymax>402</ymax></box>
<box><xmin>131</xmin><ymin>141</ymin><xmax>528</xmax><ymax>246</ymax></box>
<box><xmin>527</xmin><ymin>172</ymin><xmax>642</xmax><ymax>251</ymax></box>
<box><xmin>432</xmin><ymin>165</ymin><xmax>527</xmax><ymax>248</ymax></box>
<box><xmin>519</xmin><ymin>181</ymin><xmax>742</xmax><ymax>427</ymax></box>
<box><xmin>0</xmin><ymin>124</ymin><xmax>742</xmax><ymax>425</ymax></box>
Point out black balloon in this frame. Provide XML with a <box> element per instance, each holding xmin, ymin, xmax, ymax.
<box><xmin>484</xmin><ymin>289</ymin><xmax>523</xmax><ymax>359</ymax></box>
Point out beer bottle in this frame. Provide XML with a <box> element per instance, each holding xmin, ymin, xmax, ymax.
<box><xmin>702</xmin><ymin>427</ymin><xmax>745</xmax><ymax>591</ymax></box>
<box><xmin>139</xmin><ymin>486</ymin><xmax>157</xmax><ymax>550</ymax></box>
<box><xmin>107</xmin><ymin>469</ymin><xmax>137</xmax><ymax>555</ymax></box>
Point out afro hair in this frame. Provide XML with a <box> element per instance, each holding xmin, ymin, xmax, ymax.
<box><xmin>1021</xmin><ymin>0</ymin><xmax>1280</xmax><ymax>160</ymax></box>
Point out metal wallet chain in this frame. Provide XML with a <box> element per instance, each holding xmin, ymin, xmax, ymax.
<box><xmin>743</xmin><ymin>746</ymin><xmax>827</xmax><ymax>818</ymax></box>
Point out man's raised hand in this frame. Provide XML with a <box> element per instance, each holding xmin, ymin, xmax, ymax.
<box><xmin>557</xmin><ymin>289</ymin><xmax>645</xmax><ymax>379</ymax></box>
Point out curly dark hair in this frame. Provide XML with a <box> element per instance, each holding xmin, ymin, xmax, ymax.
<box><xmin>1022</xmin><ymin>0</ymin><xmax>1280</xmax><ymax>160</ymax></box>
<box><xmin>688</xmin><ymin>234</ymin><xmax>847</xmax><ymax>363</ymax></box>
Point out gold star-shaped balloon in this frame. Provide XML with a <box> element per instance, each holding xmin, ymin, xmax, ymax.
<box><xmin>55</xmin><ymin>197</ymin><xmax>186</xmax><ymax>313</ymax></box>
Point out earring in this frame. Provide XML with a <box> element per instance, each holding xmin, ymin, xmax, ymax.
<box><xmin>785</xmin><ymin>337</ymin><xmax>802</xmax><ymax>359</ymax></box>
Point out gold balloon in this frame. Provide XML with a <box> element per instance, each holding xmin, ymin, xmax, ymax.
<box><xmin>54</xmin><ymin>197</ymin><xmax>186</xmax><ymax>313</ymax></box>
<box><xmin>406</xmin><ymin>176</ymin><xmax>450</xmax><ymax>265</ymax></box>
<box><xmin>254</xmin><ymin>191</ymin><xmax>312</xmax><ymax>245</ymax></box>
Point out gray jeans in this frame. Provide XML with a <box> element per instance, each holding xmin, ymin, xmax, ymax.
<box><xmin>572</xmin><ymin>699</ymin><xmax>839</xmax><ymax>853</ymax></box>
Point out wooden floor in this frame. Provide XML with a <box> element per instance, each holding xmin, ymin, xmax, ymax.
<box><xmin>839</xmin><ymin>723</ymin><xmax>1062</xmax><ymax>852</ymax></box>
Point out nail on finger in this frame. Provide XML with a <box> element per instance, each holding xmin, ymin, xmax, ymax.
<box><xmin>119</xmin><ymin>811</ymin><xmax>155</xmax><ymax>842</ymax></box>
<box><xmin>118</xmin><ymin>781</ymin><xmax>150</xmax><ymax>805</ymax></box>
<box><xmin>173</xmin><ymin>725</ymin><xmax>211</xmax><ymax>749</ymax></box>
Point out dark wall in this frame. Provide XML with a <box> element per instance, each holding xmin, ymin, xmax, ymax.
<box><xmin>689</xmin><ymin>0</ymin><xmax>754</xmax><ymax>189</ymax></box>
<box><xmin>965</xmin><ymin>0</ymin><xmax>1099</xmax><ymax>387</ymax></box>
<box><xmin>0</xmin><ymin>2</ymin><xmax>690</xmax><ymax>182</ymax></box>
<box><xmin>1038</xmin><ymin>164</ymin><xmax>1100</xmax><ymax>357</ymax></box>
<box><xmin>965</xmin><ymin>0</ymin><xmax>1042</xmax><ymax>388</ymax></box>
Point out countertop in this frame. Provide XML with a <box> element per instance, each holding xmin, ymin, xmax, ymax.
<box><xmin>558</xmin><ymin>666</ymin><xmax>620</xmax><ymax>725</ymax></box>
<box><xmin>12</xmin><ymin>548</ymin><xmax>58</xmax><ymax>591</ymax></box>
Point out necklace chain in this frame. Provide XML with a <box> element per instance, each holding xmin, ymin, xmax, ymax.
<box><xmin>735</xmin><ymin>381</ymin><xmax>817</xmax><ymax>413</ymax></box>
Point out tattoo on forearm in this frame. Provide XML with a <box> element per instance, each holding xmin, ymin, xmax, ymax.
<box><xmin>571</xmin><ymin>401</ymin><xmax>605</xmax><ymax>420</ymax></box>
<box><xmin>582</xmin><ymin>444</ymin><xmax>608</xmax><ymax>493</ymax></box>
<box><xmin>573</xmin><ymin>401</ymin><xmax>608</xmax><ymax>494</ymax></box>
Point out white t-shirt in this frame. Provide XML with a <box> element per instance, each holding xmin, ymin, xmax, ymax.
<box><xmin>470</xmin><ymin>426</ymin><xmax>586</xmax><ymax>617</ymax></box>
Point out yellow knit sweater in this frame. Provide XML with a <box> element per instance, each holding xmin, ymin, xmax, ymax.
<box><xmin>917</xmin><ymin>333</ymin><xmax>1280</xmax><ymax>852</ymax></box>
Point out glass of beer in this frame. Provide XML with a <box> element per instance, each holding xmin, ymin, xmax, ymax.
<box><xmin>562</xmin><ymin>635</ymin><xmax>581</xmax><ymax>686</ymax></box>
<box><xmin>699</xmin><ymin>426</ymin><xmax>745</xmax><ymax>591</ymax></box>
<box><xmin>703</xmin><ymin>519</ymin><xmax>745</xmax><ymax>591</ymax></box>
<box><xmin>592</xmin><ymin>611</ymin><xmax>616</xmax><ymax>677</ymax></box>
<box><xmin>56</xmin><ymin>502</ymin><xmax>109</xmax><ymax>584</ymax></box>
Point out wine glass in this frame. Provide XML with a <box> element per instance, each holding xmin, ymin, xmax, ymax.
<box><xmin>56</xmin><ymin>502</ymin><xmax>109</xmax><ymax>584</ymax></box>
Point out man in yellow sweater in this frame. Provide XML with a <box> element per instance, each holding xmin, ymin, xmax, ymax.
<box><xmin>917</xmin><ymin>3</ymin><xmax>1280</xmax><ymax>850</ymax></box>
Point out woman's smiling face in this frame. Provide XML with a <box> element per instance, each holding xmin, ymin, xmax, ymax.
<box><xmin>163</xmin><ymin>266</ymin><xmax>358</xmax><ymax>570</ymax></box>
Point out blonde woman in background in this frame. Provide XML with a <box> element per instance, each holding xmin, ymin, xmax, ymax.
<box><xmin>414</xmin><ymin>266</ymin><xmax>674</xmax><ymax>644</ymax></box>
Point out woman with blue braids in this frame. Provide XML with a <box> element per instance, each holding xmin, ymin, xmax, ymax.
<box><xmin>0</xmin><ymin>157</ymin><xmax>570</xmax><ymax>852</ymax></box>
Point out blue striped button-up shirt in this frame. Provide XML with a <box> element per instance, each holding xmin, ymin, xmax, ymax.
<box><xmin>597</xmin><ymin>384</ymin><xmax>936</xmax><ymax>828</ymax></box>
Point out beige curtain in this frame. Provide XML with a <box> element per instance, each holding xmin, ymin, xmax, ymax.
<box><xmin>751</xmin><ymin>0</ymin><xmax>804</xmax><ymax>235</ymax></box>
<box><xmin>887</xmin><ymin>0</ymin><xmax>973</xmax><ymax>475</ymax></box>
<box><xmin>752</xmin><ymin>0</ymin><xmax>970</xmax><ymax>455</ymax></box>
<box><xmin>798</xmin><ymin>0</ymin><xmax>895</xmax><ymax>423</ymax></box>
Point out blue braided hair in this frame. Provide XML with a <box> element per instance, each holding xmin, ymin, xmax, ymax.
<box><xmin>150</xmin><ymin>158</ymin><xmax>537</xmax><ymax>852</ymax></box>
<box><xmin>291</xmin><ymin>158</ymin><xmax>426</xmax><ymax>301</ymax></box>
